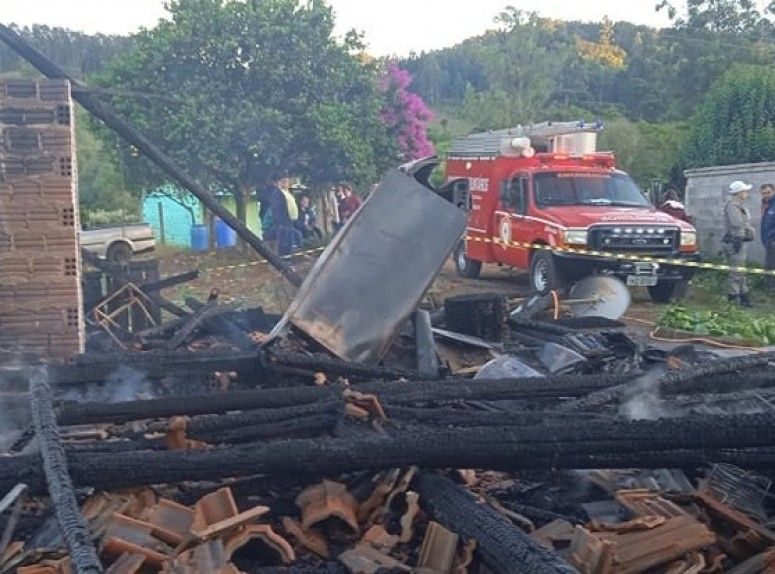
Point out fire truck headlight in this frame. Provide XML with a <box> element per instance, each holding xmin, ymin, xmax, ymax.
<box><xmin>563</xmin><ymin>230</ymin><xmax>588</xmax><ymax>246</ymax></box>
<box><xmin>680</xmin><ymin>231</ymin><xmax>697</xmax><ymax>247</ymax></box>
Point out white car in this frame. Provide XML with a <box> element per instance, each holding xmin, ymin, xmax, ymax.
<box><xmin>80</xmin><ymin>223</ymin><xmax>156</xmax><ymax>263</ymax></box>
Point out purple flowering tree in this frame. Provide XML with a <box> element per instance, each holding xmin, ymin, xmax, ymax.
<box><xmin>380</xmin><ymin>61</ymin><xmax>435</xmax><ymax>161</ymax></box>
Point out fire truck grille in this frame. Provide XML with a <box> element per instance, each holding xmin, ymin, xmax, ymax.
<box><xmin>589</xmin><ymin>226</ymin><xmax>679</xmax><ymax>254</ymax></box>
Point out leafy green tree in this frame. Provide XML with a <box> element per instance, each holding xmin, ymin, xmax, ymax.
<box><xmin>75</xmin><ymin>108</ymin><xmax>136</xmax><ymax>217</ymax></box>
<box><xmin>0</xmin><ymin>25</ymin><xmax>133</xmax><ymax>79</ymax></box>
<box><xmin>656</xmin><ymin>0</ymin><xmax>772</xmax><ymax>33</ymax></box>
<box><xmin>94</xmin><ymin>0</ymin><xmax>397</xmax><ymax>223</ymax></box>
<box><xmin>682</xmin><ymin>65</ymin><xmax>775</xmax><ymax>168</ymax></box>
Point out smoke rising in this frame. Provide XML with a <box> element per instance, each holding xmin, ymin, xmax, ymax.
<box><xmin>619</xmin><ymin>366</ymin><xmax>674</xmax><ymax>421</ymax></box>
<box><xmin>58</xmin><ymin>365</ymin><xmax>155</xmax><ymax>404</ymax></box>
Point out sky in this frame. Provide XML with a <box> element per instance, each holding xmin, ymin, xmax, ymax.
<box><xmin>0</xmin><ymin>0</ymin><xmax>677</xmax><ymax>56</ymax></box>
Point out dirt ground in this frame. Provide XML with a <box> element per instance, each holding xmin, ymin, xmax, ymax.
<box><xmin>154</xmin><ymin>245</ymin><xmax>669</xmax><ymax>327</ymax></box>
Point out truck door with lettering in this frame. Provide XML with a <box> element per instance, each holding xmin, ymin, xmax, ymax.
<box><xmin>495</xmin><ymin>175</ymin><xmax>531</xmax><ymax>269</ymax></box>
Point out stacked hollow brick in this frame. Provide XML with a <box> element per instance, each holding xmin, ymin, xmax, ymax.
<box><xmin>0</xmin><ymin>78</ymin><xmax>84</xmax><ymax>361</ymax></box>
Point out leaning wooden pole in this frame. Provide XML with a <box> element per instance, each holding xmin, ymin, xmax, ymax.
<box><xmin>0</xmin><ymin>24</ymin><xmax>303</xmax><ymax>287</ymax></box>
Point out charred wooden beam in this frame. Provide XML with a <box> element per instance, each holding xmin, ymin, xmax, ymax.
<box><xmin>166</xmin><ymin>299</ymin><xmax>224</xmax><ymax>350</ymax></box>
<box><xmin>565</xmin><ymin>351</ymin><xmax>775</xmax><ymax>411</ymax></box>
<box><xmin>195</xmin><ymin>414</ymin><xmax>337</xmax><ymax>444</ymax></box>
<box><xmin>7</xmin><ymin>412</ymin><xmax>775</xmax><ymax>494</ymax></box>
<box><xmin>56</xmin><ymin>373</ymin><xmax>630</xmax><ymax>426</ymax></box>
<box><xmin>183</xmin><ymin>401</ymin><xmax>342</xmax><ymax>436</ymax></box>
<box><xmin>268</xmin><ymin>351</ymin><xmax>422</xmax><ymax>381</ymax></box>
<box><xmin>29</xmin><ymin>370</ymin><xmax>103</xmax><ymax>573</ymax></box>
<box><xmin>384</xmin><ymin>405</ymin><xmax>610</xmax><ymax>427</ymax></box>
<box><xmin>416</xmin><ymin>473</ymin><xmax>576</xmax><ymax>574</ymax></box>
<box><xmin>46</xmin><ymin>350</ymin><xmax>266</xmax><ymax>387</ymax></box>
<box><xmin>0</xmin><ymin>24</ymin><xmax>302</xmax><ymax>287</ymax></box>
<box><xmin>185</xmin><ymin>297</ymin><xmax>257</xmax><ymax>352</ymax></box>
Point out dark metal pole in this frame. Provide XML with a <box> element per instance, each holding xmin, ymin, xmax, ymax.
<box><xmin>0</xmin><ymin>23</ymin><xmax>302</xmax><ymax>287</ymax></box>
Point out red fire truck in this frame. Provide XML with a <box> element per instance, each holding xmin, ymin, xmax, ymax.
<box><xmin>448</xmin><ymin>121</ymin><xmax>699</xmax><ymax>303</ymax></box>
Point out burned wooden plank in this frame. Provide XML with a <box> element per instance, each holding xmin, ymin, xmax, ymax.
<box><xmin>166</xmin><ymin>300</ymin><xmax>240</xmax><ymax>351</ymax></box>
<box><xmin>268</xmin><ymin>351</ymin><xmax>422</xmax><ymax>381</ymax></box>
<box><xmin>29</xmin><ymin>369</ymin><xmax>103</xmax><ymax>573</ymax></box>
<box><xmin>416</xmin><ymin>473</ymin><xmax>576</xmax><ymax>574</ymax></box>
<box><xmin>56</xmin><ymin>373</ymin><xmax>630</xmax><ymax>426</ymax></box>
<box><xmin>7</xmin><ymin>412</ymin><xmax>775</xmax><ymax>494</ymax></box>
<box><xmin>185</xmin><ymin>297</ymin><xmax>257</xmax><ymax>352</ymax></box>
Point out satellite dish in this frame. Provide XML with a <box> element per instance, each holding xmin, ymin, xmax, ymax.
<box><xmin>566</xmin><ymin>276</ymin><xmax>631</xmax><ymax>320</ymax></box>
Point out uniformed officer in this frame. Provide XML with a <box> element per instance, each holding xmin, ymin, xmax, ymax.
<box><xmin>723</xmin><ymin>180</ymin><xmax>755</xmax><ymax>307</ymax></box>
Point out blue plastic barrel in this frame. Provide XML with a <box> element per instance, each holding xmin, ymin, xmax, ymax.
<box><xmin>215</xmin><ymin>218</ymin><xmax>237</xmax><ymax>249</ymax></box>
<box><xmin>190</xmin><ymin>224</ymin><xmax>209</xmax><ymax>252</ymax></box>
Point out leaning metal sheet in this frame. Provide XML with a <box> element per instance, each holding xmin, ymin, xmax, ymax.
<box><xmin>274</xmin><ymin>169</ymin><xmax>467</xmax><ymax>364</ymax></box>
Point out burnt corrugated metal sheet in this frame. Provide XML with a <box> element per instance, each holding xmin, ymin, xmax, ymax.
<box><xmin>272</xmin><ymin>167</ymin><xmax>467</xmax><ymax>364</ymax></box>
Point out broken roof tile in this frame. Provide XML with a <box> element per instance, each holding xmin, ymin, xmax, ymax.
<box><xmin>418</xmin><ymin>521</ymin><xmax>459</xmax><ymax>574</ymax></box>
<box><xmin>101</xmin><ymin>514</ymin><xmax>173</xmax><ymax>566</ymax></box>
<box><xmin>282</xmin><ymin>516</ymin><xmax>330</xmax><ymax>558</ymax></box>
<box><xmin>399</xmin><ymin>491</ymin><xmax>421</xmax><ymax>544</ymax></box>
<box><xmin>163</xmin><ymin>539</ymin><xmax>234</xmax><ymax>573</ymax></box>
<box><xmin>569</xmin><ymin>516</ymin><xmax>716</xmax><ymax>574</ymax></box>
<box><xmin>224</xmin><ymin>523</ymin><xmax>295</xmax><ymax>565</ymax></box>
<box><xmin>104</xmin><ymin>552</ymin><xmax>145</xmax><ymax>574</ymax></box>
<box><xmin>296</xmin><ymin>480</ymin><xmax>360</xmax><ymax>535</ymax></box>
<box><xmin>191</xmin><ymin>504</ymin><xmax>269</xmax><ymax>541</ymax></box>
<box><xmin>339</xmin><ymin>544</ymin><xmax>411</xmax><ymax>574</ymax></box>
<box><xmin>357</xmin><ymin>469</ymin><xmax>401</xmax><ymax>524</ymax></box>
<box><xmin>361</xmin><ymin>525</ymin><xmax>399</xmax><ymax>554</ymax></box>
<box><xmin>142</xmin><ymin>498</ymin><xmax>196</xmax><ymax>546</ymax></box>
<box><xmin>615</xmin><ymin>489</ymin><xmax>688</xmax><ymax>519</ymax></box>
<box><xmin>191</xmin><ymin>488</ymin><xmax>239</xmax><ymax>533</ymax></box>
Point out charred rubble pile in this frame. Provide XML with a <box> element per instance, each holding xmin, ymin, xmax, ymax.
<box><xmin>0</xmin><ymin>339</ymin><xmax>774</xmax><ymax>573</ymax></box>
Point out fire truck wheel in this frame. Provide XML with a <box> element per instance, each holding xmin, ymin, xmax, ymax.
<box><xmin>454</xmin><ymin>241</ymin><xmax>482</xmax><ymax>279</ymax></box>
<box><xmin>530</xmin><ymin>251</ymin><xmax>564</xmax><ymax>294</ymax></box>
<box><xmin>648</xmin><ymin>280</ymin><xmax>687</xmax><ymax>304</ymax></box>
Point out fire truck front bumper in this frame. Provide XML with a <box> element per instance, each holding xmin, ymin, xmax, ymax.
<box><xmin>553</xmin><ymin>250</ymin><xmax>700</xmax><ymax>282</ymax></box>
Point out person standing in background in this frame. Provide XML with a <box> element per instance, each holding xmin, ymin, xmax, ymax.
<box><xmin>295</xmin><ymin>194</ymin><xmax>323</xmax><ymax>244</ymax></box>
<box><xmin>277</xmin><ymin>176</ymin><xmax>302</xmax><ymax>254</ymax></box>
<box><xmin>760</xmin><ymin>183</ymin><xmax>775</xmax><ymax>287</ymax></box>
<box><xmin>658</xmin><ymin>188</ymin><xmax>693</xmax><ymax>224</ymax></box>
<box><xmin>338</xmin><ymin>183</ymin><xmax>362</xmax><ymax>224</ymax></box>
<box><xmin>723</xmin><ymin>181</ymin><xmax>755</xmax><ymax>307</ymax></box>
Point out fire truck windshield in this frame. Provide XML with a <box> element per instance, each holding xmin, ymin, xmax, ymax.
<box><xmin>534</xmin><ymin>172</ymin><xmax>650</xmax><ymax>208</ymax></box>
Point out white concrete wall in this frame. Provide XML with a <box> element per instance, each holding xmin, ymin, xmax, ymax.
<box><xmin>684</xmin><ymin>161</ymin><xmax>775</xmax><ymax>265</ymax></box>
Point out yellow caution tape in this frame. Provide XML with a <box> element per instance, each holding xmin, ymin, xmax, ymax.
<box><xmin>200</xmin><ymin>236</ymin><xmax>774</xmax><ymax>278</ymax></box>
<box><xmin>203</xmin><ymin>245</ymin><xmax>327</xmax><ymax>273</ymax></box>
<box><xmin>465</xmin><ymin>235</ymin><xmax>775</xmax><ymax>277</ymax></box>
